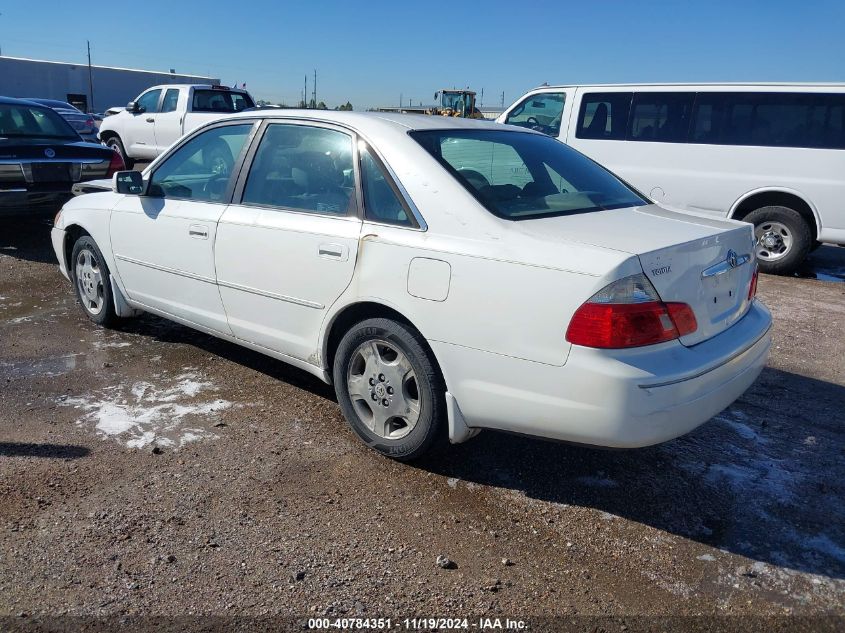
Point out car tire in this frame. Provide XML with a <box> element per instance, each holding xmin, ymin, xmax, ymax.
<box><xmin>333</xmin><ymin>318</ymin><xmax>446</xmax><ymax>461</ymax></box>
<box><xmin>105</xmin><ymin>135</ymin><xmax>134</xmax><ymax>170</ymax></box>
<box><xmin>744</xmin><ymin>205</ymin><xmax>812</xmax><ymax>275</ymax></box>
<box><xmin>70</xmin><ymin>236</ymin><xmax>119</xmax><ymax>328</ymax></box>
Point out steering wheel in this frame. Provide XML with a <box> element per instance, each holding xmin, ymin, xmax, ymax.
<box><xmin>525</xmin><ymin>116</ymin><xmax>547</xmax><ymax>133</ymax></box>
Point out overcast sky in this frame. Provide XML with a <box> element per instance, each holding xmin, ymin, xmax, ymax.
<box><xmin>2</xmin><ymin>0</ymin><xmax>843</xmax><ymax>109</ymax></box>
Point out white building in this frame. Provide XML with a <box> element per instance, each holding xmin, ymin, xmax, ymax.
<box><xmin>0</xmin><ymin>56</ymin><xmax>219</xmax><ymax>113</ymax></box>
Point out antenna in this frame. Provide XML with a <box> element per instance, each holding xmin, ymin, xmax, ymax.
<box><xmin>87</xmin><ymin>40</ymin><xmax>95</xmax><ymax>113</ymax></box>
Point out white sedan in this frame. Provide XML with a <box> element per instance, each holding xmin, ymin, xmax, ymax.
<box><xmin>51</xmin><ymin>111</ymin><xmax>772</xmax><ymax>460</ymax></box>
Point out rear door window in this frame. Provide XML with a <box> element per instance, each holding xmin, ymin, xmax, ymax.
<box><xmin>241</xmin><ymin>123</ymin><xmax>357</xmax><ymax>216</ymax></box>
<box><xmin>505</xmin><ymin>92</ymin><xmax>566</xmax><ymax>137</ymax></box>
<box><xmin>576</xmin><ymin>92</ymin><xmax>632</xmax><ymax>140</ymax></box>
<box><xmin>161</xmin><ymin>89</ymin><xmax>180</xmax><ymax>113</ymax></box>
<box><xmin>628</xmin><ymin>92</ymin><xmax>694</xmax><ymax>142</ymax></box>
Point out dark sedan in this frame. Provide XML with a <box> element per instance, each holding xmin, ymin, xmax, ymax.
<box><xmin>25</xmin><ymin>98</ymin><xmax>100</xmax><ymax>142</ymax></box>
<box><xmin>0</xmin><ymin>96</ymin><xmax>124</xmax><ymax>216</ymax></box>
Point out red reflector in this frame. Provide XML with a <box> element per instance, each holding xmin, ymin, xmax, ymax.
<box><xmin>666</xmin><ymin>302</ymin><xmax>698</xmax><ymax>336</ymax></box>
<box><xmin>567</xmin><ymin>301</ymin><xmax>698</xmax><ymax>349</ymax></box>
<box><xmin>748</xmin><ymin>267</ymin><xmax>759</xmax><ymax>301</ymax></box>
<box><xmin>105</xmin><ymin>150</ymin><xmax>125</xmax><ymax>177</ymax></box>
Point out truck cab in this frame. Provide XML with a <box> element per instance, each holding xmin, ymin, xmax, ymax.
<box><xmin>98</xmin><ymin>84</ymin><xmax>254</xmax><ymax>167</ymax></box>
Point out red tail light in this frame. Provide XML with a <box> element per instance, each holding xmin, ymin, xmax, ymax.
<box><xmin>748</xmin><ymin>265</ymin><xmax>759</xmax><ymax>301</ymax></box>
<box><xmin>105</xmin><ymin>150</ymin><xmax>125</xmax><ymax>177</ymax></box>
<box><xmin>566</xmin><ymin>274</ymin><xmax>698</xmax><ymax>349</ymax></box>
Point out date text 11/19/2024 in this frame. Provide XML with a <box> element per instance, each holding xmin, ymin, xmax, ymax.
<box><xmin>308</xmin><ymin>617</ymin><xmax>528</xmax><ymax>630</ymax></box>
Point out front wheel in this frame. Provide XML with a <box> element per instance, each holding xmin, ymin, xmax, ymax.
<box><xmin>745</xmin><ymin>205</ymin><xmax>813</xmax><ymax>275</ymax></box>
<box><xmin>333</xmin><ymin>318</ymin><xmax>446</xmax><ymax>461</ymax></box>
<box><xmin>71</xmin><ymin>236</ymin><xmax>119</xmax><ymax>327</ymax></box>
<box><xmin>104</xmin><ymin>135</ymin><xmax>134</xmax><ymax>170</ymax></box>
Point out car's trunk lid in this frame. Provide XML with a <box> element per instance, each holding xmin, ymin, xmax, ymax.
<box><xmin>516</xmin><ymin>204</ymin><xmax>757</xmax><ymax>346</ymax></box>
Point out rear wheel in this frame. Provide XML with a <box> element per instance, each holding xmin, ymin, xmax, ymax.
<box><xmin>104</xmin><ymin>135</ymin><xmax>134</xmax><ymax>170</ymax></box>
<box><xmin>71</xmin><ymin>236</ymin><xmax>119</xmax><ymax>327</ymax></box>
<box><xmin>333</xmin><ymin>318</ymin><xmax>446</xmax><ymax>461</ymax></box>
<box><xmin>745</xmin><ymin>205</ymin><xmax>812</xmax><ymax>275</ymax></box>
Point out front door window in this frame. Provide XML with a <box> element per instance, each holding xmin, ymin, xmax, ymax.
<box><xmin>505</xmin><ymin>92</ymin><xmax>566</xmax><ymax>136</ymax></box>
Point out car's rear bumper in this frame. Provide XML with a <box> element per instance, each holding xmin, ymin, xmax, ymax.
<box><xmin>433</xmin><ymin>301</ymin><xmax>772</xmax><ymax>448</ymax></box>
<box><xmin>0</xmin><ymin>191</ymin><xmax>72</xmax><ymax>216</ymax></box>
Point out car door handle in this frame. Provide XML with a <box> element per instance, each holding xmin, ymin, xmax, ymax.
<box><xmin>145</xmin><ymin>117</ymin><xmax>155</xmax><ymax>123</ymax></box>
<box><xmin>189</xmin><ymin>224</ymin><xmax>209</xmax><ymax>239</ymax></box>
<box><xmin>318</xmin><ymin>243</ymin><xmax>348</xmax><ymax>261</ymax></box>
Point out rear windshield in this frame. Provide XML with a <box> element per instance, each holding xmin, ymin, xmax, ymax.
<box><xmin>0</xmin><ymin>103</ymin><xmax>79</xmax><ymax>141</ymax></box>
<box><xmin>410</xmin><ymin>129</ymin><xmax>646</xmax><ymax>220</ymax></box>
<box><xmin>192</xmin><ymin>90</ymin><xmax>254</xmax><ymax>113</ymax></box>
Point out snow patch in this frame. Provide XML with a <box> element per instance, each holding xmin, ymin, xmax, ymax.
<box><xmin>60</xmin><ymin>372</ymin><xmax>231</xmax><ymax>449</ymax></box>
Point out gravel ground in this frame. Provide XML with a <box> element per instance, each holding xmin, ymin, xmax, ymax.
<box><xmin>0</xmin><ymin>217</ymin><xmax>843</xmax><ymax>632</ymax></box>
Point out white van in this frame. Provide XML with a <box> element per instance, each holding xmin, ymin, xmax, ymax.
<box><xmin>497</xmin><ymin>84</ymin><xmax>845</xmax><ymax>274</ymax></box>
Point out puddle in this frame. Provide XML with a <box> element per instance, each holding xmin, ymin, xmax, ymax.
<box><xmin>0</xmin><ymin>353</ymin><xmax>105</xmax><ymax>379</ymax></box>
<box><xmin>58</xmin><ymin>371</ymin><xmax>234</xmax><ymax>449</ymax></box>
<box><xmin>794</xmin><ymin>245</ymin><xmax>845</xmax><ymax>282</ymax></box>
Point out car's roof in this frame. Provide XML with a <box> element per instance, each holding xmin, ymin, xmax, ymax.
<box><xmin>223</xmin><ymin>109</ymin><xmax>531</xmax><ymax>135</ymax></box>
<box><xmin>0</xmin><ymin>95</ymin><xmax>51</xmax><ymax>107</ymax></box>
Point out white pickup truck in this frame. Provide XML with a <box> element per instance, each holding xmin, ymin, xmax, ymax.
<box><xmin>98</xmin><ymin>84</ymin><xmax>254</xmax><ymax>167</ymax></box>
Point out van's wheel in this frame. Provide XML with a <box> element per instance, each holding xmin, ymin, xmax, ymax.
<box><xmin>104</xmin><ymin>135</ymin><xmax>134</xmax><ymax>170</ymax></box>
<box><xmin>333</xmin><ymin>318</ymin><xmax>446</xmax><ymax>461</ymax></box>
<box><xmin>71</xmin><ymin>235</ymin><xmax>119</xmax><ymax>327</ymax></box>
<box><xmin>745</xmin><ymin>205</ymin><xmax>812</xmax><ymax>275</ymax></box>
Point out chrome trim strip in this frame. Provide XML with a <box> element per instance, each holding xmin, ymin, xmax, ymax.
<box><xmin>0</xmin><ymin>159</ymin><xmax>106</xmax><ymax>165</ymax></box>
<box><xmin>638</xmin><ymin>323</ymin><xmax>771</xmax><ymax>389</ymax></box>
<box><xmin>217</xmin><ymin>279</ymin><xmax>324</xmax><ymax>310</ymax></box>
<box><xmin>701</xmin><ymin>252</ymin><xmax>751</xmax><ymax>278</ymax></box>
<box><xmin>114</xmin><ymin>254</ymin><xmax>216</xmax><ymax>284</ymax></box>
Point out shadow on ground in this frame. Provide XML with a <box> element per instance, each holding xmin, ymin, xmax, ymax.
<box><xmin>0</xmin><ymin>442</ymin><xmax>90</xmax><ymax>459</ymax></box>
<box><xmin>118</xmin><ymin>309</ymin><xmax>845</xmax><ymax>582</ymax></box>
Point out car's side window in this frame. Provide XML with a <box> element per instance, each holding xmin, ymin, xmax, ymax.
<box><xmin>136</xmin><ymin>89</ymin><xmax>162</xmax><ymax>114</ymax></box>
<box><xmin>241</xmin><ymin>123</ymin><xmax>357</xmax><ymax>216</ymax></box>
<box><xmin>147</xmin><ymin>123</ymin><xmax>253</xmax><ymax>202</ymax></box>
<box><xmin>505</xmin><ymin>92</ymin><xmax>566</xmax><ymax>137</ymax></box>
<box><xmin>160</xmin><ymin>89</ymin><xmax>180</xmax><ymax>114</ymax></box>
<box><xmin>360</xmin><ymin>145</ymin><xmax>413</xmax><ymax>227</ymax></box>
<box><xmin>576</xmin><ymin>92</ymin><xmax>633</xmax><ymax>140</ymax></box>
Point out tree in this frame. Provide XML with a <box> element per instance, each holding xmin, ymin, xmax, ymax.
<box><xmin>317</xmin><ymin>101</ymin><xmax>328</xmax><ymax>110</ymax></box>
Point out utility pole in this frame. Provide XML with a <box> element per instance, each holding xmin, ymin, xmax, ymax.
<box><xmin>480</xmin><ymin>88</ymin><xmax>484</xmax><ymax>109</ymax></box>
<box><xmin>87</xmin><ymin>40</ymin><xmax>95</xmax><ymax>113</ymax></box>
<box><xmin>501</xmin><ymin>91</ymin><xmax>505</xmax><ymax>109</ymax></box>
<box><xmin>304</xmin><ymin>74</ymin><xmax>307</xmax><ymax>108</ymax></box>
<box><xmin>399</xmin><ymin>93</ymin><xmax>402</xmax><ymax>108</ymax></box>
<box><xmin>313</xmin><ymin>69</ymin><xmax>317</xmax><ymax>108</ymax></box>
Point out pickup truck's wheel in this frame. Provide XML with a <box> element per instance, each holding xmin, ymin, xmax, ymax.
<box><xmin>71</xmin><ymin>236</ymin><xmax>118</xmax><ymax>327</ymax></box>
<box><xmin>333</xmin><ymin>318</ymin><xmax>446</xmax><ymax>461</ymax></box>
<box><xmin>104</xmin><ymin>135</ymin><xmax>134</xmax><ymax>170</ymax></box>
<box><xmin>745</xmin><ymin>205</ymin><xmax>812</xmax><ymax>275</ymax></box>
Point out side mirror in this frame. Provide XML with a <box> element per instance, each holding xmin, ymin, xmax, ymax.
<box><xmin>113</xmin><ymin>171</ymin><xmax>145</xmax><ymax>195</ymax></box>
<box><xmin>126</xmin><ymin>101</ymin><xmax>140</xmax><ymax>113</ymax></box>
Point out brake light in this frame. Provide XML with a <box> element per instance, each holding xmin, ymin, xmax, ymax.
<box><xmin>105</xmin><ymin>150</ymin><xmax>125</xmax><ymax>177</ymax></box>
<box><xmin>748</xmin><ymin>265</ymin><xmax>759</xmax><ymax>301</ymax></box>
<box><xmin>566</xmin><ymin>273</ymin><xmax>698</xmax><ymax>349</ymax></box>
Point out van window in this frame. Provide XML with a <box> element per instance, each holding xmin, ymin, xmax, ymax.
<box><xmin>505</xmin><ymin>93</ymin><xmax>566</xmax><ymax>137</ymax></box>
<box><xmin>628</xmin><ymin>92</ymin><xmax>693</xmax><ymax>143</ymax></box>
<box><xmin>576</xmin><ymin>92</ymin><xmax>632</xmax><ymax>140</ymax></box>
<box><xmin>691</xmin><ymin>92</ymin><xmax>845</xmax><ymax>149</ymax></box>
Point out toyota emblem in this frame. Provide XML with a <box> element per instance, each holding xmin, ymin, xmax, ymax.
<box><xmin>44</xmin><ymin>148</ymin><xmax>56</xmax><ymax>158</ymax></box>
<box><xmin>727</xmin><ymin>249</ymin><xmax>738</xmax><ymax>268</ymax></box>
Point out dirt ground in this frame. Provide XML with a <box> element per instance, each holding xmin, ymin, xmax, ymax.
<box><xmin>0</xmin><ymin>216</ymin><xmax>843</xmax><ymax>632</ymax></box>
